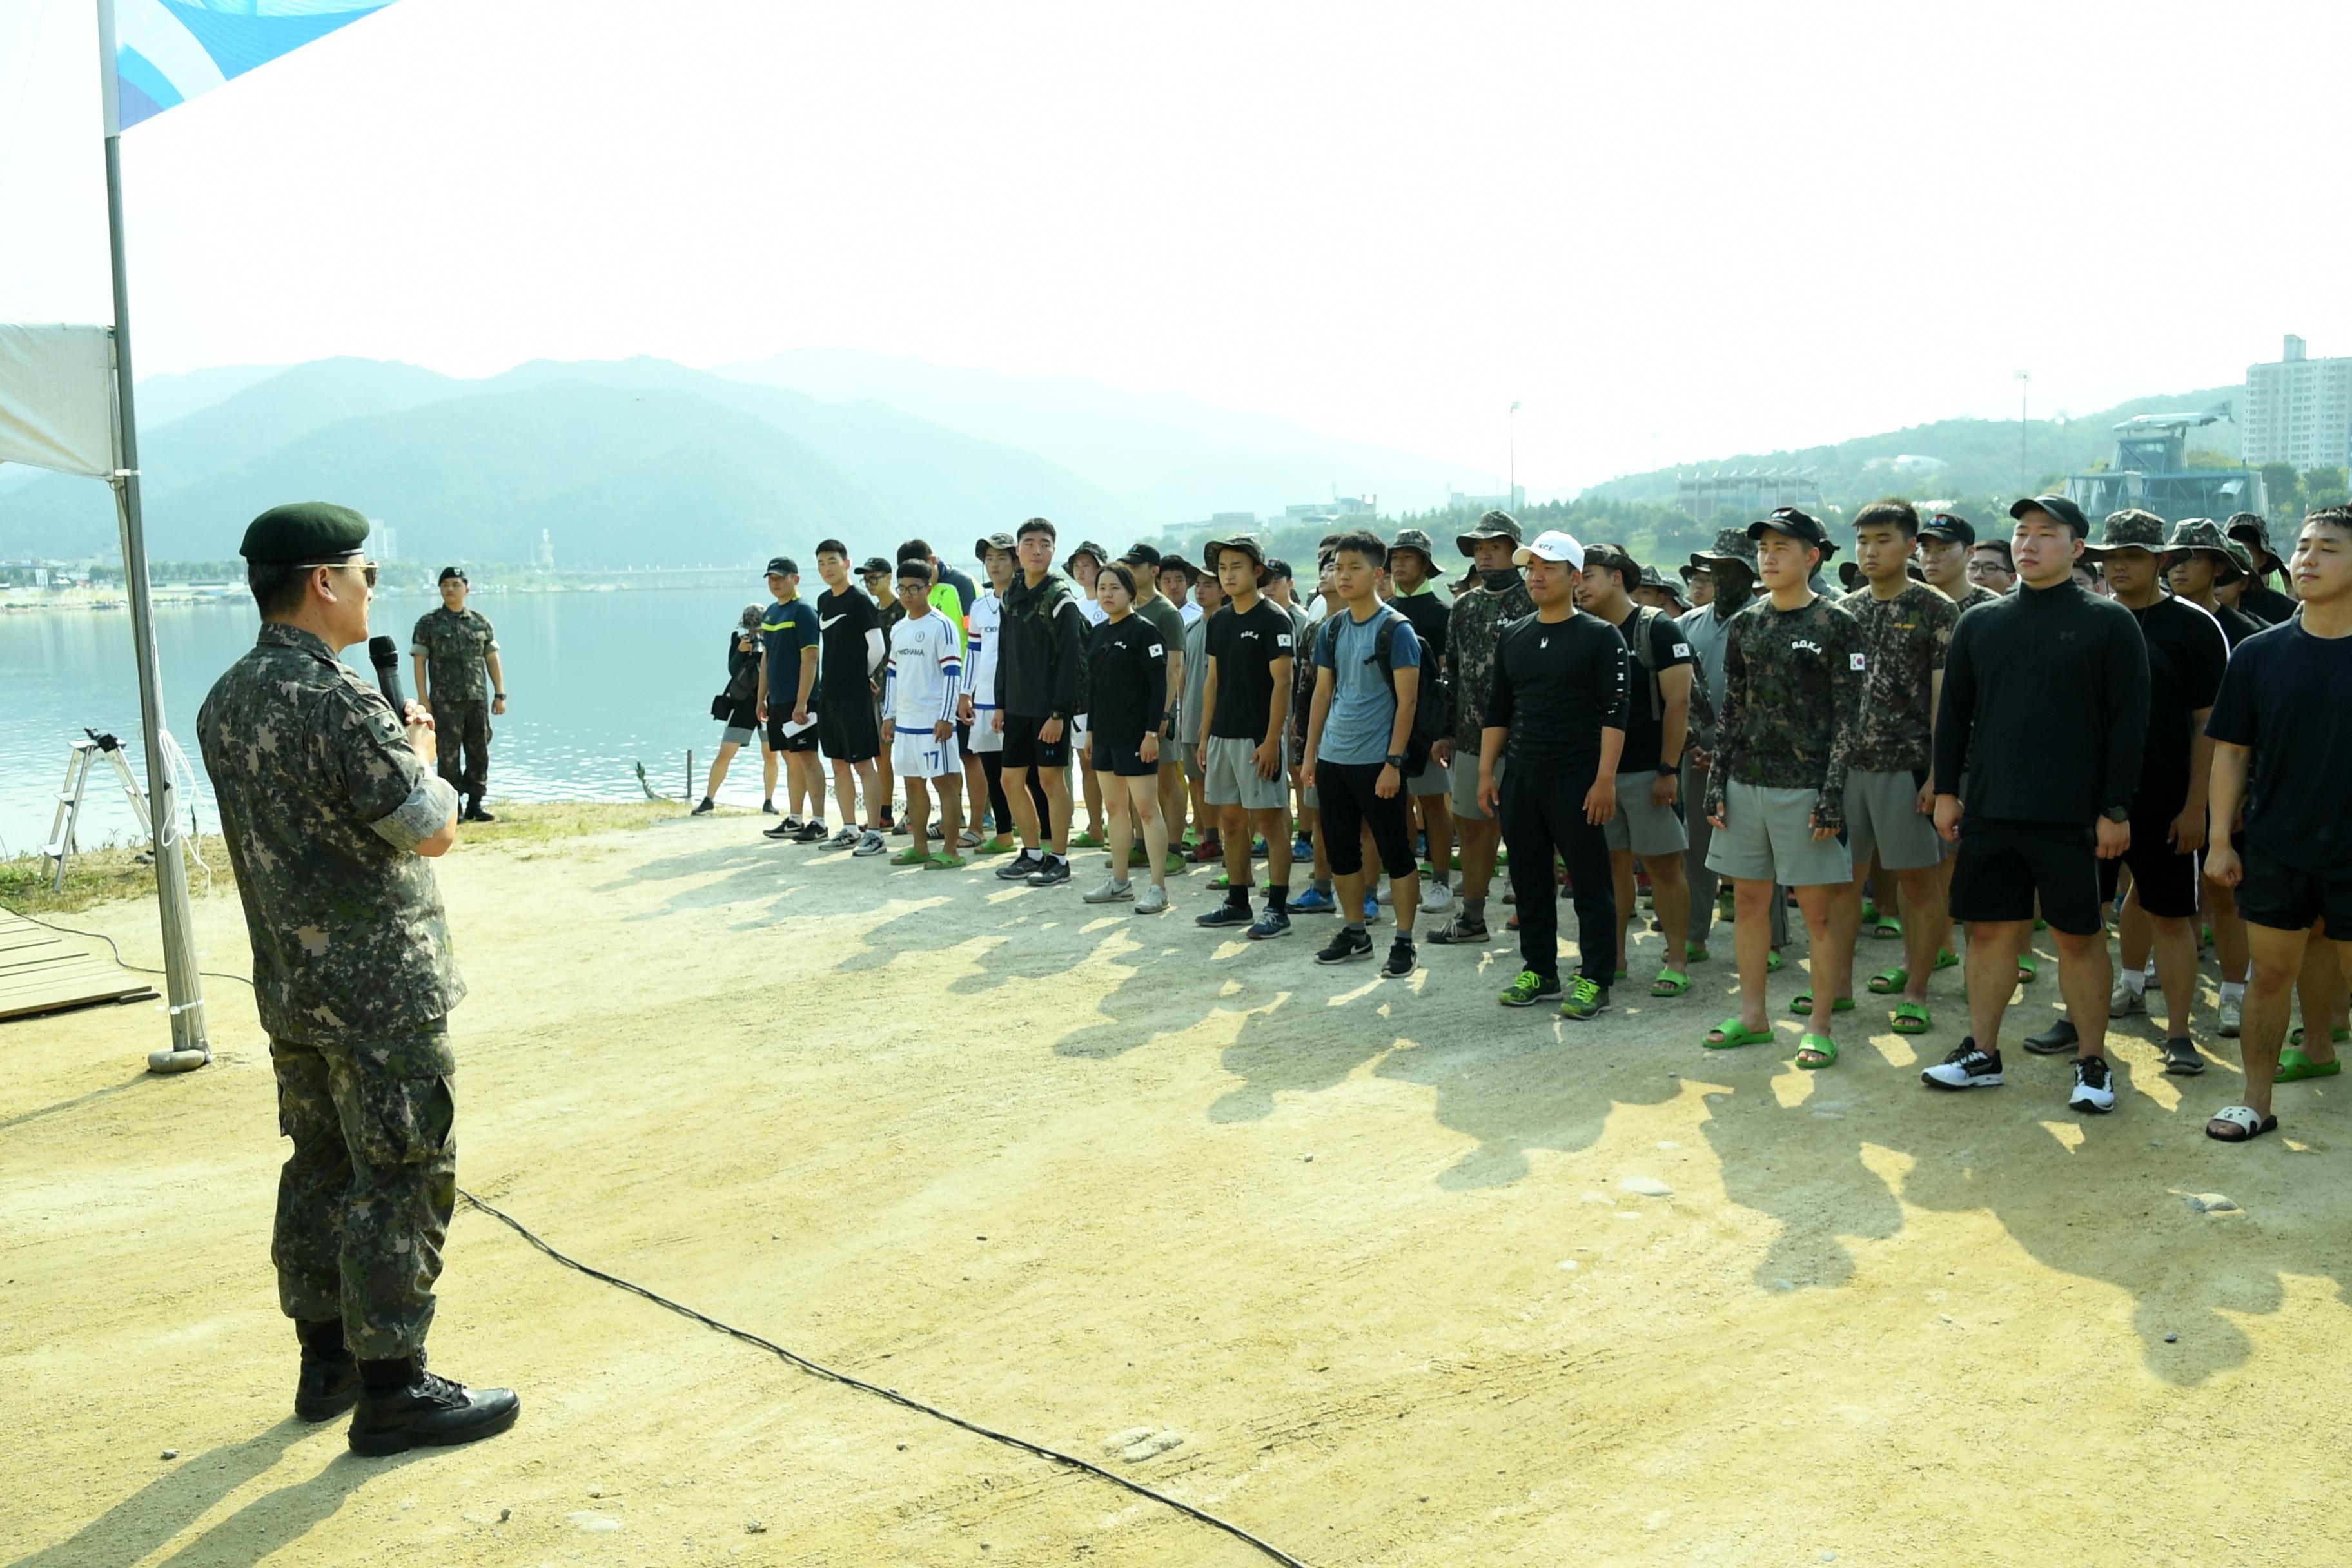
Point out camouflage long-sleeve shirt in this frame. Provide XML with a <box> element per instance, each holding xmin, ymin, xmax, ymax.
<box><xmin>1702</xmin><ymin>593</ymin><xmax>1867</xmax><ymax>832</ymax></box>
<box><xmin>1448</xmin><ymin>574</ymin><xmax>1536</xmax><ymax>752</ymax></box>
<box><xmin>1839</xmin><ymin>582</ymin><xmax>1958</xmax><ymax>774</ymax></box>
<box><xmin>411</xmin><ymin>605</ymin><xmax>498</xmax><ymax>705</ymax></box>
<box><xmin>198</xmin><ymin>623</ymin><xmax>466</xmax><ymax>1039</ymax></box>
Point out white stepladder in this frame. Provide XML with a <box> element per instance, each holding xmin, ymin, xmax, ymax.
<box><xmin>43</xmin><ymin>730</ymin><xmax>153</xmax><ymax>892</ymax></box>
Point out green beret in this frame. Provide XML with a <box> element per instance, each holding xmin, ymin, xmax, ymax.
<box><xmin>239</xmin><ymin>501</ymin><xmax>370</xmax><ymax>564</ymax></box>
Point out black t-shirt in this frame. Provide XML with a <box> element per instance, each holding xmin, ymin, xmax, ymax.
<box><xmin>816</xmin><ymin>586</ymin><xmax>880</xmax><ymax>701</ymax></box>
<box><xmin>2207</xmin><ymin>619</ymin><xmax>2352</xmax><ymax>871</ymax></box>
<box><xmin>2211</xmin><ymin>602</ymin><xmax>2266</xmax><ymax>649</ymax></box>
<box><xmin>1485</xmin><ymin>611</ymin><xmax>1629</xmax><ymax>770</ymax></box>
<box><xmin>1205</xmin><ymin>598</ymin><xmax>1295</xmax><ymax>741</ymax></box>
<box><xmin>1389</xmin><ymin>589</ymin><xmax>1450</xmax><ymax>667</ymax></box>
<box><xmin>1609</xmin><ymin>604</ymin><xmax>1693</xmax><ymax>774</ymax></box>
<box><xmin>936</xmin><ymin>564</ymin><xmax>977</xmax><ymax>618</ymax></box>
<box><xmin>2241</xmin><ymin>583</ymin><xmax>2298</xmax><ymax>625</ymax></box>
<box><xmin>1086</xmin><ymin>614</ymin><xmax>1170</xmax><ymax>750</ymax></box>
<box><xmin>2125</xmin><ymin>594</ymin><xmax>2230</xmax><ymax>816</ymax></box>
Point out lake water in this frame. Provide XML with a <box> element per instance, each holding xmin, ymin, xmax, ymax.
<box><xmin>1</xmin><ymin>586</ymin><xmax>781</xmax><ymax>855</ymax></box>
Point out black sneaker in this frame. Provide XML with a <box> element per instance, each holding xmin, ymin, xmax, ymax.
<box><xmin>2069</xmin><ymin>1054</ymin><xmax>2118</xmax><ymax>1114</ymax></box>
<box><xmin>1922</xmin><ymin>1038</ymin><xmax>2004</xmax><ymax>1090</ymax></box>
<box><xmin>1317</xmin><ymin>928</ymin><xmax>1375</xmax><ymax>965</ymax></box>
<box><xmin>1196</xmin><ymin>901</ymin><xmax>1255</xmax><ymax>929</ymax></box>
<box><xmin>1425</xmin><ymin>910</ymin><xmax>1489</xmax><ymax>946</ymax></box>
<box><xmin>1246</xmin><ymin>908</ymin><xmax>1293</xmax><ymax>941</ymax></box>
<box><xmin>791</xmin><ymin>819</ymin><xmax>828</xmax><ymax>843</ymax></box>
<box><xmin>691</xmin><ymin>797</ymin><xmax>716</xmax><ymax>816</ymax></box>
<box><xmin>762</xmin><ymin>819</ymin><xmax>798</xmax><ymax>839</ymax></box>
<box><xmin>1380</xmin><ymin>938</ymin><xmax>1417</xmax><ymax>978</ymax></box>
<box><xmin>1026</xmin><ymin>855</ymin><xmax>1072</xmax><ymax>887</ymax></box>
<box><xmin>348</xmin><ymin>1357</ymin><xmax>521</xmax><ymax>1458</ymax></box>
<box><xmin>997</xmin><ymin>850</ymin><xmax>1043</xmax><ymax>881</ymax></box>
<box><xmin>2023</xmin><ymin>1019</ymin><xmax>2080</xmax><ymax>1055</ymax></box>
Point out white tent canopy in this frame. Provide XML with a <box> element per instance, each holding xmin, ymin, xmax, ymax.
<box><xmin>0</xmin><ymin>323</ymin><xmax>119</xmax><ymax>480</ymax></box>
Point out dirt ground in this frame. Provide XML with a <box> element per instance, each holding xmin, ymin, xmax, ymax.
<box><xmin>6</xmin><ymin>807</ymin><xmax>2351</xmax><ymax>1567</ymax></box>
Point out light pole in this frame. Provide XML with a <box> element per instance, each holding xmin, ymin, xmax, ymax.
<box><xmin>1508</xmin><ymin>401</ymin><xmax>1521</xmax><ymax>507</ymax></box>
<box><xmin>2015</xmin><ymin>371</ymin><xmax>2030</xmax><ymax>496</ymax></box>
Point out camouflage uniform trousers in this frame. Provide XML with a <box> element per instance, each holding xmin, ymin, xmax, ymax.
<box><xmin>270</xmin><ymin>1024</ymin><xmax>458</xmax><ymax>1360</ymax></box>
<box><xmin>432</xmin><ymin>701</ymin><xmax>493</xmax><ymax>799</ymax></box>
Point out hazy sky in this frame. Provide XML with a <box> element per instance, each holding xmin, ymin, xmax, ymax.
<box><xmin>6</xmin><ymin>0</ymin><xmax>2345</xmax><ymax>494</ymax></box>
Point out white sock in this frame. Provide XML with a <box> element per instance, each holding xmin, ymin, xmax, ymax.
<box><xmin>2221</xmin><ymin>981</ymin><xmax>2246</xmax><ymax>1004</ymax></box>
<box><xmin>2142</xmin><ymin>957</ymin><xmax>2157</xmax><ymax>979</ymax></box>
<box><xmin>2122</xmin><ymin>969</ymin><xmax>2147</xmax><ymax>995</ymax></box>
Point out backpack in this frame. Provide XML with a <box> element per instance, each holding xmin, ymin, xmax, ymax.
<box><xmin>1316</xmin><ymin>604</ymin><xmax>1449</xmax><ymax>773</ymax></box>
<box><xmin>1631</xmin><ymin>605</ymin><xmax>1714</xmax><ymax>742</ymax></box>
<box><xmin>1019</xmin><ymin>574</ymin><xmax>1090</xmax><ymax>716</ymax></box>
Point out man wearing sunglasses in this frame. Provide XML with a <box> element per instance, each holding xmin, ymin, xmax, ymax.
<box><xmin>411</xmin><ymin>566</ymin><xmax>506</xmax><ymax>823</ymax></box>
<box><xmin>197</xmin><ymin>502</ymin><xmax>519</xmax><ymax>1458</ymax></box>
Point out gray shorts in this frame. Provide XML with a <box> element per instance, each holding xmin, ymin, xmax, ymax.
<box><xmin>1845</xmin><ymin>769</ymin><xmax>1943</xmax><ymax>871</ymax></box>
<box><xmin>1450</xmin><ymin>749</ymin><xmax>1503</xmax><ymax>821</ymax></box>
<box><xmin>1408</xmin><ymin>756</ymin><xmax>1449</xmax><ymax>798</ymax></box>
<box><xmin>1181</xmin><ymin>740</ymin><xmax>1204</xmax><ymax>781</ymax></box>
<box><xmin>1204</xmin><ymin>734</ymin><xmax>1288</xmax><ymax>811</ymax></box>
<box><xmin>1704</xmin><ymin>779</ymin><xmax>1853</xmax><ymax>888</ymax></box>
<box><xmin>1602</xmin><ymin>769</ymin><xmax>1689</xmax><ymax>857</ymax></box>
<box><xmin>720</xmin><ymin>723</ymin><xmax>757</xmax><ymax>747</ymax></box>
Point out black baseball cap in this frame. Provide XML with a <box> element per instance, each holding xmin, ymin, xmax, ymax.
<box><xmin>765</xmin><ymin>555</ymin><xmax>798</xmax><ymax>576</ymax></box>
<box><xmin>2009</xmin><ymin>493</ymin><xmax>2091</xmax><ymax>538</ymax></box>
<box><xmin>1749</xmin><ymin>508</ymin><xmax>1828</xmax><ymax>550</ymax></box>
<box><xmin>858</xmin><ymin>555</ymin><xmax>893</xmax><ymax>577</ymax></box>
<box><xmin>1919</xmin><ymin>513</ymin><xmax>1976</xmax><ymax>547</ymax></box>
<box><xmin>437</xmin><ymin>565</ymin><xmax>467</xmax><ymax>583</ymax></box>
<box><xmin>1265</xmin><ymin>557</ymin><xmax>1294</xmax><ymax>582</ymax></box>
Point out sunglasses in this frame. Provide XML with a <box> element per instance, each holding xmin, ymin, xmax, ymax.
<box><xmin>293</xmin><ymin>559</ymin><xmax>379</xmax><ymax>587</ymax></box>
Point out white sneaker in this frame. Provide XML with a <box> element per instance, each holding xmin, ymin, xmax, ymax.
<box><xmin>1922</xmin><ymin>1040</ymin><xmax>2004</xmax><ymax>1090</ymax></box>
<box><xmin>1134</xmin><ymin>884</ymin><xmax>1169</xmax><ymax>915</ymax></box>
<box><xmin>2219</xmin><ymin>994</ymin><xmax>2243</xmax><ymax>1039</ymax></box>
<box><xmin>1420</xmin><ymin>880</ymin><xmax>1455</xmax><ymax>915</ymax></box>
<box><xmin>1374</xmin><ymin>877</ymin><xmax>1394</xmax><ymax>906</ymax></box>
<box><xmin>1083</xmin><ymin>878</ymin><xmax>1134</xmax><ymax>905</ymax></box>
<box><xmin>2069</xmin><ymin>1054</ymin><xmax>2117</xmax><ymax>1115</ymax></box>
<box><xmin>852</xmin><ymin>829</ymin><xmax>887</xmax><ymax>857</ymax></box>
<box><xmin>2109</xmin><ymin>977</ymin><xmax>2144</xmax><ymax>1016</ymax></box>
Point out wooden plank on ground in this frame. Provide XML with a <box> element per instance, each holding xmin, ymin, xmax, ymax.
<box><xmin>0</xmin><ymin>910</ymin><xmax>158</xmax><ymax>1022</ymax></box>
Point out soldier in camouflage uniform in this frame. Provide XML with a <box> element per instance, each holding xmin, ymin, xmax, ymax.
<box><xmin>1701</xmin><ymin>509</ymin><xmax>1867</xmax><ymax>1066</ymax></box>
<box><xmin>411</xmin><ymin>567</ymin><xmax>505</xmax><ymax>823</ymax></box>
<box><xmin>200</xmin><ymin>502</ymin><xmax>519</xmax><ymax>1458</ymax></box>
<box><xmin>1919</xmin><ymin>512</ymin><xmax>2004</xmax><ymax>614</ymax></box>
<box><xmin>1426</xmin><ymin>510</ymin><xmax>1536</xmax><ymax>946</ymax></box>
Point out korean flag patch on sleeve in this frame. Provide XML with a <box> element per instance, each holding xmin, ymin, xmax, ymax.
<box><xmin>1849</xmin><ymin>652</ymin><xmax>1868</xmax><ymax>671</ymax></box>
<box><xmin>1275</xmin><ymin>632</ymin><xmax>1293</xmax><ymax>649</ymax></box>
<box><xmin>1672</xmin><ymin>642</ymin><xmax>1692</xmax><ymax>658</ymax></box>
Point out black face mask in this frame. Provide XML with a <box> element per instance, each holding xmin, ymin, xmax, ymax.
<box><xmin>1480</xmin><ymin>567</ymin><xmax>1522</xmax><ymax>593</ymax></box>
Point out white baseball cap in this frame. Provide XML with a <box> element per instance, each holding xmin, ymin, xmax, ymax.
<box><xmin>1512</xmin><ymin>529</ymin><xmax>1585</xmax><ymax>569</ymax></box>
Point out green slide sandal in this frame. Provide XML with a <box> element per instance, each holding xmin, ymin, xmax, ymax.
<box><xmin>1891</xmin><ymin>1000</ymin><xmax>1931</xmax><ymax>1034</ymax></box>
<box><xmin>1766</xmin><ymin>950</ymin><xmax>1786</xmax><ymax>974</ymax></box>
<box><xmin>1788</xmin><ymin>992</ymin><xmax>1856</xmax><ymax>1015</ymax></box>
<box><xmin>2015</xmin><ymin>952</ymin><xmax>2039</xmax><ymax>985</ymax></box>
<box><xmin>1796</xmin><ymin>1032</ymin><xmax>1838</xmax><ymax>1069</ymax></box>
<box><xmin>2276</xmin><ymin>1046</ymin><xmax>2344</xmax><ymax>1082</ymax></box>
<box><xmin>1874</xmin><ymin>915</ymin><xmax>1904</xmax><ymax>940</ymax></box>
<box><xmin>1705</xmin><ymin>1018</ymin><xmax>1775</xmax><ymax>1050</ymax></box>
<box><xmin>1651</xmin><ymin>968</ymin><xmax>1692</xmax><ymax>997</ymax></box>
<box><xmin>1868</xmin><ymin>965</ymin><xmax>1908</xmax><ymax>994</ymax></box>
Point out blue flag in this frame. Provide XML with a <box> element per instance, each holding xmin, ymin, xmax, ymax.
<box><xmin>103</xmin><ymin>0</ymin><xmax>401</xmax><ymax>133</ymax></box>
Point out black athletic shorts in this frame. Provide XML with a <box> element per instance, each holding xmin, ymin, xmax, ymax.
<box><xmin>1948</xmin><ymin>816</ymin><xmax>2102</xmax><ymax>936</ymax></box>
<box><xmin>1090</xmin><ymin>739</ymin><xmax>1158</xmax><ymax>778</ymax></box>
<box><xmin>768</xmin><ymin>707</ymin><xmax>820</xmax><ymax>754</ymax></box>
<box><xmin>1317</xmin><ymin>760</ymin><xmax>1417</xmax><ymax>881</ymax></box>
<box><xmin>817</xmin><ymin>691</ymin><xmax>880</xmax><ymax>763</ymax></box>
<box><xmin>2097</xmin><ymin>807</ymin><xmax>2200</xmax><ymax>920</ymax></box>
<box><xmin>2236</xmin><ymin>840</ymin><xmax>2352</xmax><ymax>936</ymax></box>
<box><xmin>1003</xmin><ymin>714</ymin><xmax>1071</xmax><ymax>769</ymax></box>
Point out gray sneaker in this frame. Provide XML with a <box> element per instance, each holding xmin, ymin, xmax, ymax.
<box><xmin>852</xmin><ymin>829</ymin><xmax>887</xmax><ymax>857</ymax></box>
<box><xmin>1135</xmin><ymin>884</ymin><xmax>1170</xmax><ymax>915</ymax></box>
<box><xmin>1083</xmin><ymin>878</ymin><xmax>1135</xmax><ymax>904</ymax></box>
<box><xmin>827</xmin><ymin>825</ymin><xmax>860</xmax><ymax>850</ymax></box>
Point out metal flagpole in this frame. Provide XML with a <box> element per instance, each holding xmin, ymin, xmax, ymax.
<box><xmin>98</xmin><ymin>0</ymin><xmax>211</xmax><ymax>1073</ymax></box>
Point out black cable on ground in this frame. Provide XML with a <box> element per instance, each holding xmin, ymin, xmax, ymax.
<box><xmin>6</xmin><ymin>897</ymin><xmax>1311</xmax><ymax>1563</ymax></box>
<box><xmin>455</xmin><ymin>1190</ymin><xmax>1313</xmax><ymax>1568</ymax></box>
<box><xmin>0</xmin><ymin>900</ymin><xmax>254</xmax><ymax>989</ymax></box>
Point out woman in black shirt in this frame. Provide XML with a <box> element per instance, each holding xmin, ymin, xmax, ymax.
<box><xmin>1083</xmin><ymin>564</ymin><xmax>1173</xmax><ymax>911</ymax></box>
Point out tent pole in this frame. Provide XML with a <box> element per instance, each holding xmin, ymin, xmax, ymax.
<box><xmin>104</xmin><ymin>129</ymin><xmax>211</xmax><ymax>1073</ymax></box>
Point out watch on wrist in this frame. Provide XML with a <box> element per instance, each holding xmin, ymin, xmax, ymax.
<box><xmin>1386</xmin><ymin>752</ymin><xmax>1407</xmax><ymax>769</ymax></box>
<box><xmin>2101</xmin><ymin>805</ymin><xmax>2130</xmax><ymax>824</ymax></box>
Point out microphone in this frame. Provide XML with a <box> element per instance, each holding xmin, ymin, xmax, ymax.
<box><xmin>368</xmin><ymin>635</ymin><xmax>408</xmax><ymax>713</ymax></box>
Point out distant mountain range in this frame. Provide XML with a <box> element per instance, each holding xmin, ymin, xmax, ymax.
<box><xmin>1582</xmin><ymin>386</ymin><xmax>2248</xmax><ymax>512</ymax></box>
<box><xmin>0</xmin><ymin>352</ymin><xmax>1483</xmax><ymax>568</ymax></box>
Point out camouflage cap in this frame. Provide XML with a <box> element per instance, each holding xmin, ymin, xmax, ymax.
<box><xmin>1689</xmin><ymin>525</ymin><xmax>1759</xmax><ymax>574</ymax></box>
<box><xmin>1202</xmin><ymin>533</ymin><xmax>1268</xmax><ymax>571</ymax></box>
<box><xmin>1389</xmin><ymin>527</ymin><xmax>1438</xmax><ymax>565</ymax></box>
<box><xmin>1455</xmin><ymin>509</ymin><xmax>1524</xmax><ymax>554</ymax></box>
<box><xmin>1640</xmin><ymin>564</ymin><xmax>1690</xmax><ymax>607</ymax></box>
<box><xmin>2226</xmin><ymin>512</ymin><xmax>2282</xmax><ymax>569</ymax></box>
<box><xmin>973</xmin><ymin>531</ymin><xmax>1017</xmax><ymax>562</ymax></box>
<box><xmin>1061</xmin><ymin>539</ymin><xmax>1109</xmax><ymax>573</ymax></box>
<box><xmin>2165</xmin><ymin>518</ymin><xmax>2246</xmax><ymax>582</ymax></box>
<box><xmin>239</xmin><ymin>500</ymin><xmax>370</xmax><ymax>564</ymax></box>
<box><xmin>2084</xmin><ymin>507</ymin><xmax>2170</xmax><ymax>560</ymax></box>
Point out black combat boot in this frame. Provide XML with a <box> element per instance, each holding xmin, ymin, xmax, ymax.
<box><xmin>348</xmin><ymin>1353</ymin><xmax>521</xmax><ymax>1457</ymax></box>
<box><xmin>293</xmin><ymin>1318</ymin><xmax>360</xmax><ymax>1422</ymax></box>
<box><xmin>466</xmin><ymin>795</ymin><xmax>496</xmax><ymax>823</ymax></box>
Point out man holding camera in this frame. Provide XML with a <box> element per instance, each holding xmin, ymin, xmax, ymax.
<box><xmin>198</xmin><ymin>502</ymin><xmax>518</xmax><ymax>1458</ymax></box>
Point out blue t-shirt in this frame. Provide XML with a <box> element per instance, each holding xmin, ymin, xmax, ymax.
<box><xmin>759</xmin><ymin>598</ymin><xmax>819</xmax><ymax>700</ymax></box>
<box><xmin>1315</xmin><ymin>605</ymin><xmax>1422</xmax><ymax>765</ymax></box>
